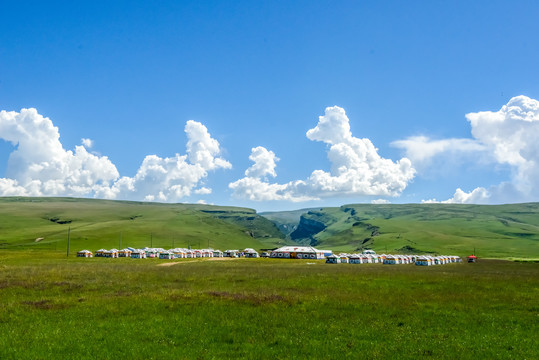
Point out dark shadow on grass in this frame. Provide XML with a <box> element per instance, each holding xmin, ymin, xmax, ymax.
<box><xmin>20</xmin><ymin>299</ymin><xmax>68</xmax><ymax>310</ymax></box>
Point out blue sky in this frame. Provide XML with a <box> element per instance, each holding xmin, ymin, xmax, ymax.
<box><xmin>1</xmin><ymin>0</ymin><xmax>539</xmax><ymax>211</ymax></box>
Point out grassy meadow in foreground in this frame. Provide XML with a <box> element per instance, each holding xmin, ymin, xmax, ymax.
<box><xmin>1</xmin><ymin>252</ymin><xmax>538</xmax><ymax>359</ymax></box>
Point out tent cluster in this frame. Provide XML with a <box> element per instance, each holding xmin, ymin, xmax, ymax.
<box><xmin>383</xmin><ymin>254</ymin><xmax>417</xmax><ymax>265</ymax></box>
<box><xmin>326</xmin><ymin>251</ymin><xmax>461</xmax><ymax>265</ymax></box>
<box><xmin>415</xmin><ymin>255</ymin><xmax>462</xmax><ymax>266</ymax></box>
<box><xmin>78</xmin><ymin>247</ymin><xmax>260</xmax><ymax>259</ymax></box>
<box><xmin>326</xmin><ymin>251</ymin><xmax>383</xmax><ymax>264</ymax></box>
<box><xmin>349</xmin><ymin>252</ymin><xmax>381</xmax><ymax>263</ymax></box>
<box><xmin>80</xmin><ymin>246</ymin><xmax>461</xmax><ymax>266</ymax></box>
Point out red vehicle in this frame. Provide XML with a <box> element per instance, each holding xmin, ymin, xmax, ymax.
<box><xmin>467</xmin><ymin>255</ymin><xmax>477</xmax><ymax>263</ymax></box>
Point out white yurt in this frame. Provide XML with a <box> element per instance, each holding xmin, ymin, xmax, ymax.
<box><xmin>159</xmin><ymin>251</ymin><xmax>174</xmax><ymax>259</ymax></box>
<box><xmin>144</xmin><ymin>249</ymin><xmax>159</xmax><ymax>258</ymax></box>
<box><xmin>213</xmin><ymin>250</ymin><xmax>224</xmax><ymax>258</ymax></box>
<box><xmin>224</xmin><ymin>250</ymin><xmax>240</xmax><ymax>258</ymax></box>
<box><xmin>118</xmin><ymin>249</ymin><xmax>132</xmax><ymax>258</ymax></box>
<box><xmin>103</xmin><ymin>249</ymin><xmax>118</xmax><ymax>258</ymax></box>
<box><xmin>326</xmin><ymin>254</ymin><xmax>341</xmax><ymax>264</ymax></box>
<box><xmin>94</xmin><ymin>249</ymin><xmax>107</xmax><ymax>257</ymax></box>
<box><xmin>130</xmin><ymin>250</ymin><xmax>145</xmax><ymax>259</ymax></box>
<box><xmin>172</xmin><ymin>249</ymin><xmax>186</xmax><ymax>258</ymax></box>
<box><xmin>415</xmin><ymin>256</ymin><xmax>430</xmax><ymax>266</ymax></box>
<box><xmin>77</xmin><ymin>250</ymin><xmax>93</xmax><ymax>258</ymax></box>
<box><xmin>244</xmin><ymin>248</ymin><xmax>259</xmax><ymax>258</ymax></box>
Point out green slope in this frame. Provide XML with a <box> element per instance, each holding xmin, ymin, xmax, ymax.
<box><xmin>0</xmin><ymin>197</ymin><xmax>286</xmax><ymax>251</ymax></box>
<box><xmin>263</xmin><ymin>203</ymin><xmax>539</xmax><ymax>259</ymax></box>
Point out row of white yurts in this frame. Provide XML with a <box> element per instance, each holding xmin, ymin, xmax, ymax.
<box><xmin>77</xmin><ymin>247</ymin><xmax>262</xmax><ymax>259</ymax></box>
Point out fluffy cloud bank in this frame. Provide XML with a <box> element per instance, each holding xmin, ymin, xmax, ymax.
<box><xmin>421</xmin><ymin>187</ymin><xmax>490</xmax><ymax>204</ymax></box>
<box><xmin>229</xmin><ymin>106</ymin><xmax>415</xmax><ymax>202</ymax></box>
<box><xmin>0</xmin><ymin>108</ymin><xmax>230</xmax><ymax>201</ymax></box>
<box><xmin>396</xmin><ymin>95</ymin><xmax>539</xmax><ymax>204</ymax></box>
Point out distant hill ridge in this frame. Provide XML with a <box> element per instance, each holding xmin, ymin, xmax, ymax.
<box><xmin>261</xmin><ymin>203</ymin><xmax>539</xmax><ymax>259</ymax></box>
<box><xmin>0</xmin><ymin>197</ymin><xmax>286</xmax><ymax>251</ymax></box>
<box><xmin>2</xmin><ymin>197</ymin><xmax>539</xmax><ymax>259</ymax></box>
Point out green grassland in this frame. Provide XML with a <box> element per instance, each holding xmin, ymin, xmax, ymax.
<box><xmin>0</xmin><ymin>197</ymin><xmax>286</xmax><ymax>252</ymax></box>
<box><xmin>0</xmin><ymin>253</ymin><xmax>538</xmax><ymax>359</ymax></box>
<box><xmin>2</xmin><ymin>197</ymin><xmax>539</xmax><ymax>259</ymax></box>
<box><xmin>266</xmin><ymin>203</ymin><xmax>539</xmax><ymax>258</ymax></box>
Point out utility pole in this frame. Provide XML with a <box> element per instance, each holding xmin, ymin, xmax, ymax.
<box><xmin>67</xmin><ymin>227</ymin><xmax>71</xmax><ymax>257</ymax></box>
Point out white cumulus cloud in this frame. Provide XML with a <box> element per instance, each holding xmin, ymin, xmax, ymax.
<box><xmin>465</xmin><ymin>95</ymin><xmax>539</xmax><ymax>196</ymax></box>
<box><xmin>0</xmin><ymin>108</ymin><xmax>119</xmax><ymax>197</ymax></box>
<box><xmin>371</xmin><ymin>199</ymin><xmax>391</xmax><ymax>204</ymax></box>
<box><xmin>81</xmin><ymin>138</ymin><xmax>93</xmax><ymax>148</ymax></box>
<box><xmin>412</xmin><ymin>95</ymin><xmax>539</xmax><ymax>204</ymax></box>
<box><xmin>229</xmin><ymin>106</ymin><xmax>416</xmax><ymax>202</ymax></box>
<box><xmin>194</xmin><ymin>187</ymin><xmax>212</xmax><ymax>195</ymax></box>
<box><xmin>422</xmin><ymin>187</ymin><xmax>490</xmax><ymax>204</ymax></box>
<box><xmin>0</xmin><ymin>108</ymin><xmax>230</xmax><ymax>202</ymax></box>
<box><xmin>245</xmin><ymin>146</ymin><xmax>279</xmax><ymax>178</ymax></box>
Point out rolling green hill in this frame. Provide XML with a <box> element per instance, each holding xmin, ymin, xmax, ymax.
<box><xmin>3</xmin><ymin>198</ymin><xmax>539</xmax><ymax>259</ymax></box>
<box><xmin>262</xmin><ymin>203</ymin><xmax>539</xmax><ymax>259</ymax></box>
<box><xmin>0</xmin><ymin>197</ymin><xmax>287</xmax><ymax>251</ymax></box>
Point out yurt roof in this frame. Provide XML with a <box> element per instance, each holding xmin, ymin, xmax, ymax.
<box><xmin>274</xmin><ymin>246</ymin><xmax>321</xmax><ymax>253</ymax></box>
